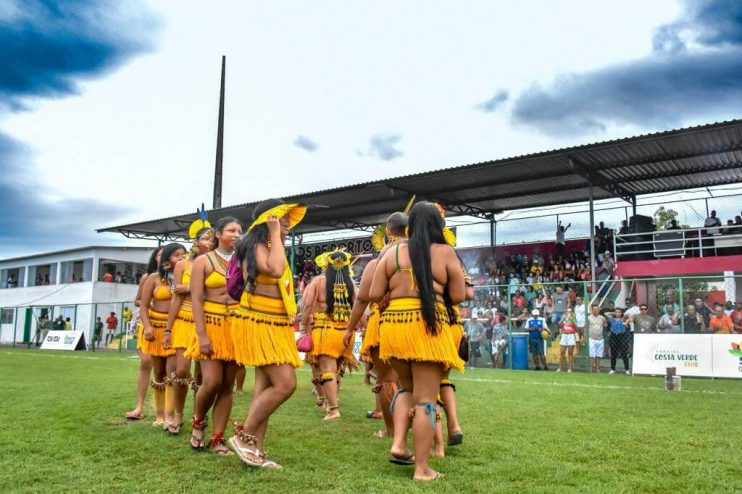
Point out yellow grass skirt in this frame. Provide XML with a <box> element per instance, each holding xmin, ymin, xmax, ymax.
<box><xmin>184</xmin><ymin>301</ymin><xmax>237</xmax><ymax>362</ymax></box>
<box><xmin>139</xmin><ymin>310</ymin><xmax>175</xmax><ymax>357</ymax></box>
<box><xmin>309</xmin><ymin>313</ymin><xmax>350</xmax><ymax>359</ymax></box>
<box><xmin>360</xmin><ymin>304</ymin><xmax>380</xmax><ymax>360</ymax></box>
<box><xmin>379</xmin><ymin>298</ymin><xmax>464</xmax><ymax>372</ymax></box>
<box><xmin>171</xmin><ymin>301</ymin><xmax>195</xmax><ymax>350</ymax></box>
<box><xmin>230</xmin><ymin>293</ymin><xmax>302</xmax><ymax>368</ymax></box>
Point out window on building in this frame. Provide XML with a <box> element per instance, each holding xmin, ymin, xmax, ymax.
<box><xmin>1</xmin><ymin>308</ymin><xmax>14</xmax><ymax>324</ymax></box>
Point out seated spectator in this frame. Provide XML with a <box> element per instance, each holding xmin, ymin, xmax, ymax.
<box><xmin>657</xmin><ymin>305</ymin><xmax>681</xmax><ymax>333</ymax></box>
<box><xmin>732</xmin><ymin>301</ymin><xmax>742</xmax><ymax>334</ymax></box>
<box><xmin>692</xmin><ymin>298</ymin><xmax>712</xmax><ymax>327</ymax></box>
<box><xmin>709</xmin><ymin>303</ymin><xmax>734</xmax><ymax>334</ymax></box>
<box><xmin>630</xmin><ymin>304</ymin><xmax>656</xmax><ymax>333</ymax></box>
<box><xmin>682</xmin><ymin>305</ymin><xmax>706</xmax><ymax>334</ymax></box>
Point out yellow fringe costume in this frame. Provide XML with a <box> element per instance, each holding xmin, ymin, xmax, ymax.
<box><xmin>231</xmin><ymin>290</ymin><xmax>303</xmax><ymax>368</ymax></box>
<box><xmin>171</xmin><ymin>261</ymin><xmax>195</xmax><ymax>350</ymax></box>
<box><xmin>310</xmin><ymin>313</ymin><xmax>354</xmax><ymax>359</ymax></box>
<box><xmin>360</xmin><ymin>303</ymin><xmax>380</xmax><ymax>360</ymax></box>
<box><xmin>184</xmin><ymin>300</ymin><xmax>237</xmax><ymax>361</ymax></box>
<box><xmin>139</xmin><ymin>309</ymin><xmax>176</xmax><ymax>357</ymax></box>
<box><xmin>379</xmin><ymin>297</ymin><xmax>464</xmax><ymax>371</ymax></box>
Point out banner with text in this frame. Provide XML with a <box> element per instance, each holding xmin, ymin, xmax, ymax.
<box><xmin>41</xmin><ymin>330</ymin><xmax>86</xmax><ymax>351</ymax></box>
<box><xmin>633</xmin><ymin>334</ymin><xmax>742</xmax><ymax>378</ymax></box>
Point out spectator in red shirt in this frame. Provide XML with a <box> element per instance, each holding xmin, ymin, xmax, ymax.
<box><xmin>103</xmin><ymin>272</ymin><xmax>113</xmax><ymax>282</ymax></box>
<box><xmin>105</xmin><ymin>312</ymin><xmax>118</xmax><ymax>345</ymax></box>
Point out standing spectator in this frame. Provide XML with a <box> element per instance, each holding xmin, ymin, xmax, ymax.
<box><xmin>515</xmin><ymin>307</ymin><xmax>530</xmax><ymax>330</ymax></box>
<box><xmin>103</xmin><ymin>272</ymin><xmax>113</xmax><ymax>282</ymax></box>
<box><xmin>574</xmin><ymin>296</ymin><xmax>586</xmax><ymax>340</ymax></box>
<box><xmin>115</xmin><ymin>271</ymin><xmax>124</xmax><ymax>283</ymax></box>
<box><xmin>105</xmin><ymin>312</ymin><xmax>118</xmax><ymax>345</ymax></box>
<box><xmin>704</xmin><ymin>210</ymin><xmax>722</xmax><ymax>235</ymax></box>
<box><xmin>708</xmin><ymin>303</ymin><xmax>734</xmax><ymax>334</ymax></box>
<box><xmin>682</xmin><ymin>305</ymin><xmax>706</xmax><ymax>334</ymax></box>
<box><xmin>491</xmin><ymin>312</ymin><xmax>509</xmax><ymax>368</ymax></box>
<box><xmin>465</xmin><ymin>316</ymin><xmax>485</xmax><ymax>368</ymax></box>
<box><xmin>52</xmin><ymin>315</ymin><xmax>66</xmax><ymax>331</ymax></box>
<box><xmin>64</xmin><ymin>317</ymin><xmax>73</xmax><ymax>330</ymax></box>
<box><xmin>596</xmin><ymin>252</ymin><xmax>615</xmax><ymax>297</ymax></box>
<box><xmin>550</xmin><ymin>285</ymin><xmax>569</xmax><ymax>329</ymax></box>
<box><xmin>624</xmin><ymin>298</ymin><xmax>640</xmax><ymax>319</ymax></box>
<box><xmin>7</xmin><ymin>273</ymin><xmax>17</xmax><ymax>288</ymax></box>
<box><xmin>94</xmin><ymin>317</ymin><xmax>104</xmax><ymax>349</ymax></box>
<box><xmin>607</xmin><ymin>308</ymin><xmax>630</xmax><ymax>375</ymax></box>
<box><xmin>483</xmin><ymin>310</ymin><xmax>494</xmax><ymax>359</ymax></box>
<box><xmin>732</xmin><ymin>301</ymin><xmax>742</xmax><ymax>334</ymax></box>
<box><xmin>43</xmin><ymin>274</ymin><xmax>50</xmax><ymax>285</ymax></box>
<box><xmin>692</xmin><ymin>298</ymin><xmax>712</xmax><ymax>328</ymax></box>
<box><xmin>556</xmin><ymin>220</ymin><xmax>571</xmax><ymax>257</ymax></box>
<box><xmin>35</xmin><ymin>316</ymin><xmax>50</xmax><ymax>346</ymax></box>
<box><xmin>658</xmin><ymin>305</ymin><xmax>681</xmax><ymax>333</ymax></box>
<box><xmin>557</xmin><ymin>308</ymin><xmax>578</xmax><ymax>373</ymax></box>
<box><xmin>631</xmin><ymin>304</ymin><xmax>656</xmax><ymax>333</ymax></box>
<box><xmin>526</xmin><ymin>309</ymin><xmax>549</xmax><ymax>371</ymax></box>
<box><xmin>35</xmin><ymin>274</ymin><xmax>43</xmax><ymax>286</ymax></box>
<box><xmin>618</xmin><ymin>220</ymin><xmax>629</xmax><ymax>235</ymax></box>
<box><xmin>123</xmin><ymin>307</ymin><xmax>133</xmax><ymax>329</ymax></box>
<box><xmin>587</xmin><ymin>304</ymin><xmax>607</xmax><ymax>372</ymax></box>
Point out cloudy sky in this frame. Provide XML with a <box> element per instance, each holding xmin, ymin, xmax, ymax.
<box><xmin>1</xmin><ymin>0</ymin><xmax>741</xmax><ymax>258</ymax></box>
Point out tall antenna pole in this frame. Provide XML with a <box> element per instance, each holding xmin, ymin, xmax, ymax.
<box><xmin>213</xmin><ymin>55</ymin><xmax>226</xmax><ymax>209</ymax></box>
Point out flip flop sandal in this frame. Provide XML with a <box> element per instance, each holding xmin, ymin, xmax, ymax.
<box><xmin>167</xmin><ymin>423</ymin><xmax>183</xmax><ymax>435</ymax></box>
<box><xmin>190</xmin><ymin>432</ymin><xmax>206</xmax><ymax>451</ymax></box>
<box><xmin>447</xmin><ymin>432</ymin><xmax>464</xmax><ymax>446</ymax></box>
<box><xmin>152</xmin><ymin>420</ymin><xmax>165</xmax><ymax>427</ymax></box>
<box><xmin>366</xmin><ymin>411</ymin><xmax>382</xmax><ymax>419</ymax></box>
<box><xmin>228</xmin><ymin>438</ymin><xmax>275</xmax><ymax>468</ymax></box>
<box><xmin>389</xmin><ymin>452</ymin><xmax>415</xmax><ymax>466</ymax></box>
<box><xmin>414</xmin><ymin>471</ymin><xmax>445</xmax><ymax>482</ymax></box>
<box><xmin>124</xmin><ymin>411</ymin><xmax>143</xmax><ymax>420</ymax></box>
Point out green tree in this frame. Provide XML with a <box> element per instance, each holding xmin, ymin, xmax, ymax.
<box><xmin>653</xmin><ymin>206</ymin><xmax>690</xmax><ymax>230</ymax></box>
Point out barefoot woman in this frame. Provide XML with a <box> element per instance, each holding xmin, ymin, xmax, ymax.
<box><xmin>344</xmin><ymin>212</ymin><xmax>408</xmax><ymax>438</ymax></box>
<box><xmin>139</xmin><ymin>243</ymin><xmax>185</xmax><ymax>428</ymax></box>
<box><xmin>229</xmin><ymin>199</ymin><xmax>306</xmax><ymax>469</ymax></box>
<box><xmin>302</xmin><ymin>249</ymin><xmax>356</xmax><ymax>421</ymax></box>
<box><xmin>163</xmin><ymin>221</ymin><xmax>214</xmax><ymax>434</ymax></box>
<box><xmin>125</xmin><ymin>246</ymin><xmax>163</xmax><ymax>421</ymax></box>
<box><xmin>370</xmin><ymin>202</ymin><xmax>466</xmax><ymax>482</ymax></box>
<box><xmin>185</xmin><ymin>217</ymin><xmax>242</xmax><ymax>455</ymax></box>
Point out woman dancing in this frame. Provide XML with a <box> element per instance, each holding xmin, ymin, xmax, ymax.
<box><xmin>185</xmin><ymin>217</ymin><xmax>243</xmax><ymax>455</ymax></box>
<box><xmin>344</xmin><ymin>212</ymin><xmax>407</xmax><ymax>438</ymax></box>
<box><xmin>139</xmin><ymin>243</ymin><xmax>185</xmax><ymax>429</ymax></box>
<box><xmin>302</xmin><ymin>249</ymin><xmax>356</xmax><ymax>420</ymax></box>
<box><xmin>370</xmin><ymin>201</ymin><xmax>466</xmax><ymax>482</ymax></box>
<box><xmin>125</xmin><ymin>246</ymin><xmax>164</xmax><ymax>421</ymax></box>
<box><xmin>228</xmin><ymin>199</ymin><xmax>306</xmax><ymax>469</ymax></box>
<box><xmin>163</xmin><ymin>221</ymin><xmax>214</xmax><ymax>434</ymax></box>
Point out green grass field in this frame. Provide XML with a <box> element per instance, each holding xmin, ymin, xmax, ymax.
<box><xmin>1</xmin><ymin>349</ymin><xmax>740</xmax><ymax>493</ymax></box>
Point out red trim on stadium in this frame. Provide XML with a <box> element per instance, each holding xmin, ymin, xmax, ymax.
<box><xmin>615</xmin><ymin>255</ymin><xmax>742</xmax><ymax>277</ymax></box>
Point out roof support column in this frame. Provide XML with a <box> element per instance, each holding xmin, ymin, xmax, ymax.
<box><xmin>588</xmin><ymin>182</ymin><xmax>597</xmax><ymax>295</ymax></box>
<box><xmin>489</xmin><ymin>218</ymin><xmax>496</xmax><ymax>248</ymax></box>
<box><xmin>631</xmin><ymin>195</ymin><xmax>637</xmax><ymax>217</ymax></box>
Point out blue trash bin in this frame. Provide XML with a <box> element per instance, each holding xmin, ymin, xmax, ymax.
<box><xmin>511</xmin><ymin>333</ymin><xmax>529</xmax><ymax>370</ymax></box>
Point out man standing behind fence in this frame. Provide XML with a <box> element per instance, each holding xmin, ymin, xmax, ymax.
<box><xmin>105</xmin><ymin>312</ymin><xmax>118</xmax><ymax>345</ymax></box>
<box><xmin>94</xmin><ymin>317</ymin><xmax>104</xmax><ymax>349</ymax></box>
<box><xmin>587</xmin><ymin>304</ymin><xmax>607</xmax><ymax>372</ymax></box>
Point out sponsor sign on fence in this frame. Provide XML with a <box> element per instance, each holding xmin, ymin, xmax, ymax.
<box><xmin>40</xmin><ymin>330</ymin><xmax>86</xmax><ymax>351</ymax></box>
<box><xmin>633</xmin><ymin>334</ymin><xmax>742</xmax><ymax>378</ymax></box>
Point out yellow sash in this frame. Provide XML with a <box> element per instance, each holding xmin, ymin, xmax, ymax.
<box><xmin>278</xmin><ymin>262</ymin><xmax>297</xmax><ymax>319</ymax></box>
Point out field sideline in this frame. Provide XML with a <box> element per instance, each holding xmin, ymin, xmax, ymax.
<box><xmin>1</xmin><ymin>349</ymin><xmax>740</xmax><ymax>493</ymax></box>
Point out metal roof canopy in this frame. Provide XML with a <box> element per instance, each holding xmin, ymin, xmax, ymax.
<box><xmin>99</xmin><ymin>119</ymin><xmax>742</xmax><ymax>241</ymax></box>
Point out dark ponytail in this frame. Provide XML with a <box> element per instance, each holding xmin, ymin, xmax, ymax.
<box><xmin>237</xmin><ymin>199</ymin><xmax>284</xmax><ymax>293</ymax></box>
<box><xmin>158</xmin><ymin>243</ymin><xmax>186</xmax><ymax>280</ymax></box>
<box><xmin>408</xmin><ymin>202</ymin><xmax>448</xmax><ymax>335</ymax></box>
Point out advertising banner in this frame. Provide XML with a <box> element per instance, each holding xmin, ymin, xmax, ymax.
<box><xmin>632</xmin><ymin>334</ymin><xmax>713</xmax><ymax>377</ymax></box>
<box><xmin>710</xmin><ymin>334</ymin><xmax>742</xmax><ymax>378</ymax></box>
<box><xmin>40</xmin><ymin>330</ymin><xmax>86</xmax><ymax>351</ymax></box>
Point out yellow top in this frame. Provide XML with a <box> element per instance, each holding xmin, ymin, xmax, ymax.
<box><xmin>153</xmin><ymin>283</ymin><xmax>171</xmax><ymax>301</ymax></box>
<box><xmin>182</xmin><ymin>260</ymin><xmax>192</xmax><ymax>285</ymax></box>
<box><xmin>204</xmin><ymin>254</ymin><xmax>226</xmax><ymax>288</ymax></box>
<box><xmin>256</xmin><ymin>273</ymin><xmax>280</xmax><ymax>284</ymax></box>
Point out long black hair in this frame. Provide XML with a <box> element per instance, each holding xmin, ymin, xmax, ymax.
<box><xmin>408</xmin><ymin>201</ymin><xmax>449</xmax><ymax>335</ymax></box>
<box><xmin>236</xmin><ymin>199</ymin><xmax>284</xmax><ymax>293</ymax></box>
<box><xmin>158</xmin><ymin>242</ymin><xmax>186</xmax><ymax>280</ymax></box>
<box><xmin>214</xmin><ymin>216</ymin><xmax>241</xmax><ymax>251</ymax></box>
<box><xmin>325</xmin><ymin>252</ymin><xmax>355</xmax><ymax>317</ymax></box>
<box><xmin>146</xmin><ymin>246</ymin><xmax>164</xmax><ymax>275</ymax></box>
